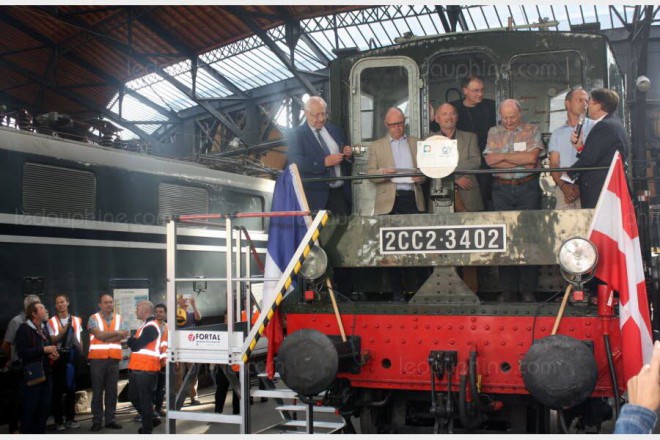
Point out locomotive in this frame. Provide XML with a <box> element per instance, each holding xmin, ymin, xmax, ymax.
<box><xmin>276</xmin><ymin>31</ymin><xmax>647</xmax><ymax>433</ymax></box>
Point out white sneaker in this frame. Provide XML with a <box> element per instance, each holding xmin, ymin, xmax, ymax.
<box><xmin>55</xmin><ymin>424</ymin><xmax>66</xmax><ymax>431</ymax></box>
<box><xmin>65</xmin><ymin>420</ymin><xmax>81</xmax><ymax>429</ymax></box>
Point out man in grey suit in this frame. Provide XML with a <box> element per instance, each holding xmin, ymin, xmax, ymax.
<box><xmin>432</xmin><ymin>103</ymin><xmax>483</xmax><ymax>213</ymax></box>
<box><xmin>367</xmin><ymin>107</ymin><xmax>426</xmax><ymax>301</ymax></box>
<box><xmin>431</xmin><ymin>103</ymin><xmax>483</xmax><ymax>292</ymax></box>
<box><xmin>367</xmin><ymin>107</ymin><xmax>426</xmax><ymax>215</ymax></box>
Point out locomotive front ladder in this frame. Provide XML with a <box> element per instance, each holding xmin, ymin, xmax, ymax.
<box><xmin>164</xmin><ymin>210</ymin><xmax>330</xmax><ymax>434</ymax></box>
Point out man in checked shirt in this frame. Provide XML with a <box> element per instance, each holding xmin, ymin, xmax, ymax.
<box><xmin>483</xmin><ymin>99</ymin><xmax>544</xmax><ymax>303</ymax></box>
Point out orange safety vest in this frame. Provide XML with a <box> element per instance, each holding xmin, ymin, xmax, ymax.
<box><xmin>47</xmin><ymin>315</ymin><xmax>82</xmax><ymax>345</ymax></box>
<box><xmin>158</xmin><ymin>322</ymin><xmax>169</xmax><ymax>366</ymax></box>
<box><xmin>88</xmin><ymin>312</ymin><xmax>123</xmax><ymax>360</ymax></box>
<box><xmin>128</xmin><ymin>320</ymin><xmax>161</xmax><ymax>372</ymax></box>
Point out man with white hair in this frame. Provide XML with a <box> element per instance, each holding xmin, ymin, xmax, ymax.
<box><xmin>484</xmin><ymin>99</ymin><xmax>544</xmax><ymax>303</ymax></box>
<box><xmin>288</xmin><ymin>96</ymin><xmax>353</xmax><ymax>214</ymax></box>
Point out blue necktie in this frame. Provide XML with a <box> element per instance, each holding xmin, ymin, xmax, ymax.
<box><xmin>316</xmin><ymin>129</ymin><xmax>338</xmax><ymax>179</ymax></box>
<box><xmin>315</xmin><ymin>129</ymin><xmax>331</xmax><ymax>156</ymax></box>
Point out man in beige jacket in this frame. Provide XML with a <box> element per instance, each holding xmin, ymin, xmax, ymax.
<box><xmin>430</xmin><ymin>103</ymin><xmax>484</xmax><ymax>292</ymax></box>
<box><xmin>367</xmin><ymin>107</ymin><xmax>426</xmax><ymax>301</ymax></box>
<box><xmin>367</xmin><ymin>107</ymin><xmax>426</xmax><ymax>215</ymax></box>
<box><xmin>432</xmin><ymin>103</ymin><xmax>483</xmax><ymax>213</ymax></box>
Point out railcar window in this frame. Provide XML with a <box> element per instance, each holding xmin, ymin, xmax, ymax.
<box><xmin>510</xmin><ymin>51</ymin><xmax>583</xmax><ymax>135</ymax></box>
<box><xmin>359</xmin><ymin>66</ymin><xmax>409</xmax><ymax>142</ymax></box>
<box><xmin>158</xmin><ymin>183</ymin><xmax>209</xmax><ymax>222</ymax></box>
<box><xmin>427</xmin><ymin>52</ymin><xmax>496</xmax><ymax>132</ymax></box>
<box><xmin>22</xmin><ymin>162</ymin><xmax>96</xmax><ymax>219</ymax></box>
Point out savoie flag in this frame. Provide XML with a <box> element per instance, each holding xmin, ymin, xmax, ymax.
<box><xmin>263</xmin><ymin>164</ymin><xmax>311</xmax><ymax>378</ymax></box>
<box><xmin>588</xmin><ymin>151</ymin><xmax>653</xmax><ymax>384</ymax></box>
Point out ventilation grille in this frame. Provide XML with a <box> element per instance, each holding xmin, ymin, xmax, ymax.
<box><xmin>22</xmin><ymin>162</ymin><xmax>96</xmax><ymax>219</ymax></box>
<box><xmin>158</xmin><ymin>182</ymin><xmax>209</xmax><ymax>221</ymax></box>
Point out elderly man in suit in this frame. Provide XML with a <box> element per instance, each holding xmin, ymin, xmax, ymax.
<box><xmin>367</xmin><ymin>107</ymin><xmax>426</xmax><ymax>301</ymax></box>
<box><xmin>287</xmin><ymin>96</ymin><xmax>353</xmax><ymax>214</ymax></box>
<box><xmin>569</xmin><ymin>88</ymin><xmax>629</xmax><ymax>209</ymax></box>
<box><xmin>367</xmin><ymin>107</ymin><xmax>425</xmax><ymax>215</ymax></box>
<box><xmin>433</xmin><ymin>103</ymin><xmax>483</xmax><ymax>213</ymax></box>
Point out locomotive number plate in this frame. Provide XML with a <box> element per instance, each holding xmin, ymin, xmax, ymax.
<box><xmin>379</xmin><ymin>225</ymin><xmax>506</xmax><ymax>254</ymax></box>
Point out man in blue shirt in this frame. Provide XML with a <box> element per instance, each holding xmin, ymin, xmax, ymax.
<box><xmin>548</xmin><ymin>88</ymin><xmax>593</xmax><ymax>209</ymax></box>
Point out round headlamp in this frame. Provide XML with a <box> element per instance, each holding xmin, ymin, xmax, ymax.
<box><xmin>300</xmin><ymin>245</ymin><xmax>328</xmax><ymax>282</ymax></box>
<box><xmin>558</xmin><ymin>237</ymin><xmax>598</xmax><ymax>276</ymax></box>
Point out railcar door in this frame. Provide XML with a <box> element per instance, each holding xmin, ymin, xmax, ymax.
<box><xmin>349</xmin><ymin>57</ymin><xmax>421</xmax><ymax>216</ymax></box>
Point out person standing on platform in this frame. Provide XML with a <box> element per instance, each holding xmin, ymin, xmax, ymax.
<box><xmin>47</xmin><ymin>294</ymin><xmax>83</xmax><ymax>430</ymax></box>
<box><xmin>548</xmin><ymin>88</ymin><xmax>593</xmax><ymax>209</ymax></box>
<box><xmin>569</xmin><ymin>88</ymin><xmax>629</xmax><ymax>209</ymax></box>
<box><xmin>127</xmin><ymin>301</ymin><xmax>162</xmax><ymax>434</ymax></box>
<box><xmin>175</xmin><ymin>293</ymin><xmax>202</xmax><ymax>406</ymax></box>
<box><xmin>87</xmin><ymin>294</ymin><xmax>128</xmax><ymax>431</ymax></box>
<box><xmin>15</xmin><ymin>301</ymin><xmax>58</xmax><ymax>434</ymax></box>
<box><xmin>432</xmin><ymin>102</ymin><xmax>483</xmax><ymax>292</ymax></box>
<box><xmin>367</xmin><ymin>107</ymin><xmax>426</xmax><ymax>301</ymax></box>
<box><xmin>153</xmin><ymin>303</ymin><xmax>168</xmax><ymax>417</ymax></box>
<box><xmin>287</xmin><ymin>96</ymin><xmax>354</xmax><ymax>214</ymax></box>
<box><xmin>367</xmin><ymin>107</ymin><xmax>426</xmax><ymax>215</ymax></box>
<box><xmin>2</xmin><ymin>294</ymin><xmax>41</xmax><ymax>434</ymax></box>
<box><xmin>451</xmin><ymin>74</ymin><xmax>497</xmax><ymax>210</ymax></box>
<box><xmin>484</xmin><ymin>99</ymin><xmax>544</xmax><ymax>303</ymax></box>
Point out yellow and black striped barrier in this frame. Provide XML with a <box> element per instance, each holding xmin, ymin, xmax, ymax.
<box><xmin>241</xmin><ymin>210</ymin><xmax>329</xmax><ymax>363</ymax></box>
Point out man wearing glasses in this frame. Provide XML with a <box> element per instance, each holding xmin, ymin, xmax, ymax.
<box><xmin>367</xmin><ymin>107</ymin><xmax>426</xmax><ymax>302</ymax></box>
<box><xmin>367</xmin><ymin>107</ymin><xmax>425</xmax><ymax>215</ymax></box>
<box><xmin>288</xmin><ymin>96</ymin><xmax>353</xmax><ymax>214</ymax></box>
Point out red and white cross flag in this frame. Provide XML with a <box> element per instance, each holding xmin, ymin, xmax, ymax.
<box><xmin>587</xmin><ymin>151</ymin><xmax>654</xmax><ymax>383</ymax></box>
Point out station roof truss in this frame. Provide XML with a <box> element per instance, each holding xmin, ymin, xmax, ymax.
<box><xmin>0</xmin><ymin>5</ymin><xmax>658</xmax><ymax>150</ymax></box>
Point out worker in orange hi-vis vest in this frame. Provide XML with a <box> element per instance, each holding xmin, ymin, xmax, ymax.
<box><xmin>47</xmin><ymin>294</ymin><xmax>83</xmax><ymax>431</ymax></box>
<box><xmin>153</xmin><ymin>303</ymin><xmax>169</xmax><ymax>418</ymax></box>
<box><xmin>127</xmin><ymin>301</ymin><xmax>162</xmax><ymax>434</ymax></box>
<box><xmin>87</xmin><ymin>294</ymin><xmax>129</xmax><ymax>432</ymax></box>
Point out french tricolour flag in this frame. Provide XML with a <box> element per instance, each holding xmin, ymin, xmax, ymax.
<box><xmin>263</xmin><ymin>164</ymin><xmax>311</xmax><ymax>378</ymax></box>
<box><xmin>588</xmin><ymin>151</ymin><xmax>654</xmax><ymax>383</ymax></box>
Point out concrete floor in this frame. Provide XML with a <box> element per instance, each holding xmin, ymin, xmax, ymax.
<box><xmin>14</xmin><ymin>380</ymin><xmax>660</xmax><ymax>435</ymax></box>
<box><xmin>44</xmin><ymin>379</ymin><xmax>348</xmax><ymax>435</ymax></box>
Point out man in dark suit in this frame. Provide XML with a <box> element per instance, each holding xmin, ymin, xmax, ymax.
<box><xmin>569</xmin><ymin>88</ymin><xmax>629</xmax><ymax>209</ymax></box>
<box><xmin>287</xmin><ymin>96</ymin><xmax>353</xmax><ymax>214</ymax></box>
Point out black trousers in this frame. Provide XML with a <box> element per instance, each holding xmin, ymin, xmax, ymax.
<box><xmin>128</xmin><ymin>370</ymin><xmax>158</xmax><ymax>433</ymax></box>
<box><xmin>214</xmin><ymin>367</ymin><xmax>239</xmax><ymax>414</ymax></box>
<box><xmin>390</xmin><ymin>190</ymin><xmax>420</xmax><ymax>215</ymax></box>
<box><xmin>388</xmin><ymin>191</ymin><xmax>428</xmax><ymax>300</ymax></box>
<box><xmin>326</xmin><ymin>186</ymin><xmax>350</xmax><ymax>215</ymax></box>
<box><xmin>153</xmin><ymin>369</ymin><xmax>166</xmax><ymax>412</ymax></box>
<box><xmin>20</xmin><ymin>375</ymin><xmax>52</xmax><ymax>434</ymax></box>
<box><xmin>51</xmin><ymin>359</ymin><xmax>76</xmax><ymax>424</ymax></box>
<box><xmin>7</xmin><ymin>367</ymin><xmax>22</xmax><ymax>432</ymax></box>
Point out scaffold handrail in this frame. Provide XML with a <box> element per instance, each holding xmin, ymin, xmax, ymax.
<box><xmin>177</xmin><ymin>211</ymin><xmax>311</xmax><ymax>222</ymax></box>
<box><xmin>240</xmin><ymin>210</ymin><xmax>330</xmax><ymax>363</ymax></box>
